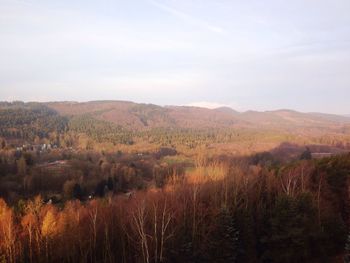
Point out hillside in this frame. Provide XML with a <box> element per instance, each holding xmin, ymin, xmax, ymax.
<box><xmin>46</xmin><ymin>101</ymin><xmax>247</xmax><ymax>130</ymax></box>
<box><xmin>46</xmin><ymin>101</ymin><xmax>350</xmax><ymax>132</ymax></box>
<box><xmin>1</xmin><ymin>101</ymin><xmax>349</xmax><ymax>153</ymax></box>
<box><xmin>0</xmin><ymin>102</ymin><xmax>68</xmax><ymax>141</ymax></box>
<box><xmin>1</xmin><ymin>101</ymin><xmax>350</xmax><ymax>263</ymax></box>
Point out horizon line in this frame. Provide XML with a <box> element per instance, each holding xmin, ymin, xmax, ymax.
<box><xmin>0</xmin><ymin>99</ymin><xmax>349</xmax><ymax>117</ymax></box>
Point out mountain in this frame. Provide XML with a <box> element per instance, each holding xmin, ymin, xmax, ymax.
<box><xmin>45</xmin><ymin>101</ymin><xmax>350</xmax><ymax>132</ymax></box>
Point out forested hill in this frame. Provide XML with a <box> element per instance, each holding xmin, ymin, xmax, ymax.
<box><xmin>46</xmin><ymin>100</ymin><xmax>350</xmax><ymax>131</ymax></box>
<box><xmin>1</xmin><ymin>101</ymin><xmax>350</xmax><ymax>148</ymax></box>
<box><xmin>46</xmin><ymin>101</ymin><xmax>245</xmax><ymax>130</ymax></box>
<box><xmin>0</xmin><ymin>102</ymin><xmax>68</xmax><ymax>141</ymax></box>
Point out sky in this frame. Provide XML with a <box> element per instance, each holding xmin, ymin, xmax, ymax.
<box><xmin>0</xmin><ymin>0</ymin><xmax>350</xmax><ymax>114</ymax></box>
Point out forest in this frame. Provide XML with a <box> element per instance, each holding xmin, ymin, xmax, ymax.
<box><xmin>1</xmin><ymin>101</ymin><xmax>350</xmax><ymax>262</ymax></box>
<box><xmin>1</xmin><ymin>153</ymin><xmax>350</xmax><ymax>263</ymax></box>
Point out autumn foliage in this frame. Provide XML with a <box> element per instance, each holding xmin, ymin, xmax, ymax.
<box><xmin>0</xmin><ymin>154</ymin><xmax>350</xmax><ymax>263</ymax></box>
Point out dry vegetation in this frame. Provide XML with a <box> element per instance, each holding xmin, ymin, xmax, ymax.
<box><xmin>1</xmin><ymin>154</ymin><xmax>350</xmax><ymax>263</ymax></box>
<box><xmin>1</xmin><ymin>101</ymin><xmax>350</xmax><ymax>262</ymax></box>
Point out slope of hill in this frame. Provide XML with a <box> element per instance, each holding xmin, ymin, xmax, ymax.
<box><xmin>0</xmin><ymin>102</ymin><xmax>68</xmax><ymax>141</ymax></box>
<box><xmin>47</xmin><ymin>101</ymin><xmax>174</xmax><ymax>130</ymax></box>
<box><xmin>235</xmin><ymin>109</ymin><xmax>350</xmax><ymax>133</ymax></box>
<box><xmin>165</xmin><ymin>106</ymin><xmax>246</xmax><ymax>128</ymax></box>
<box><xmin>46</xmin><ymin>101</ymin><xmax>350</xmax><ymax>132</ymax></box>
<box><xmin>0</xmin><ymin>100</ymin><xmax>349</xmax><ymax>155</ymax></box>
<box><xmin>47</xmin><ymin>101</ymin><xmax>247</xmax><ymax>130</ymax></box>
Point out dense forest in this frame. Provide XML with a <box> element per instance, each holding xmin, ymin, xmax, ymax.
<box><xmin>0</xmin><ymin>102</ymin><xmax>67</xmax><ymax>142</ymax></box>
<box><xmin>1</xmin><ymin>102</ymin><xmax>350</xmax><ymax>154</ymax></box>
<box><xmin>68</xmin><ymin>115</ymin><xmax>134</xmax><ymax>145</ymax></box>
<box><xmin>1</xmin><ymin>101</ymin><xmax>350</xmax><ymax>262</ymax></box>
<box><xmin>1</xmin><ymin>153</ymin><xmax>350</xmax><ymax>262</ymax></box>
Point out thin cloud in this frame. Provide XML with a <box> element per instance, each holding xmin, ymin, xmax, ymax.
<box><xmin>148</xmin><ymin>0</ymin><xmax>228</xmax><ymax>36</ymax></box>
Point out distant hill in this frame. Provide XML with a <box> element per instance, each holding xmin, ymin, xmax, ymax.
<box><xmin>46</xmin><ymin>101</ymin><xmax>246</xmax><ymax>130</ymax></box>
<box><xmin>45</xmin><ymin>101</ymin><xmax>350</xmax><ymax>132</ymax></box>
<box><xmin>1</xmin><ymin>100</ymin><xmax>349</xmax><ymax>149</ymax></box>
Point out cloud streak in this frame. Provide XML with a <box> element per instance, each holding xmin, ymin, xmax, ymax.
<box><xmin>148</xmin><ymin>0</ymin><xmax>227</xmax><ymax>35</ymax></box>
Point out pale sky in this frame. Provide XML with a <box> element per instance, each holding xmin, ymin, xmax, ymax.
<box><xmin>1</xmin><ymin>0</ymin><xmax>350</xmax><ymax>114</ymax></box>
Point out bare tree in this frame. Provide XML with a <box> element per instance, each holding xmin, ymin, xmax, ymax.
<box><xmin>132</xmin><ymin>201</ymin><xmax>150</xmax><ymax>263</ymax></box>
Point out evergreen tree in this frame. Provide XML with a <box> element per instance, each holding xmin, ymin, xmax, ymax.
<box><xmin>73</xmin><ymin>183</ymin><xmax>83</xmax><ymax>200</ymax></box>
<box><xmin>107</xmin><ymin>176</ymin><xmax>114</xmax><ymax>191</ymax></box>
<box><xmin>300</xmin><ymin>147</ymin><xmax>312</xmax><ymax>160</ymax></box>
<box><xmin>261</xmin><ymin>194</ymin><xmax>321</xmax><ymax>263</ymax></box>
<box><xmin>17</xmin><ymin>156</ymin><xmax>27</xmax><ymax>176</ymax></box>
<box><xmin>344</xmin><ymin>232</ymin><xmax>350</xmax><ymax>263</ymax></box>
<box><xmin>1</xmin><ymin>139</ymin><xmax>5</xmax><ymax>149</ymax></box>
<box><xmin>206</xmin><ymin>207</ymin><xmax>239</xmax><ymax>263</ymax></box>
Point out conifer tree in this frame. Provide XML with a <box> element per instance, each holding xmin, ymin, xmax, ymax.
<box><xmin>344</xmin><ymin>233</ymin><xmax>350</xmax><ymax>263</ymax></box>
<box><xmin>206</xmin><ymin>207</ymin><xmax>239</xmax><ymax>263</ymax></box>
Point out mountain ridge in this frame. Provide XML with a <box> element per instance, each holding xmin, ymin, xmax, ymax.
<box><xmin>1</xmin><ymin>100</ymin><xmax>349</xmax><ymax>132</ymax></box>
<box><xmin>43</xmin><ymin>100</ymin><xmax>350</xmax><ymax>131</ymax></box>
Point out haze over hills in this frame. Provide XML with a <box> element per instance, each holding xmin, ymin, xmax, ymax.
<box><xmin>45</xmin><ymin>100</ymin><xmax>350</xmax><ymax>132</ymax></box>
